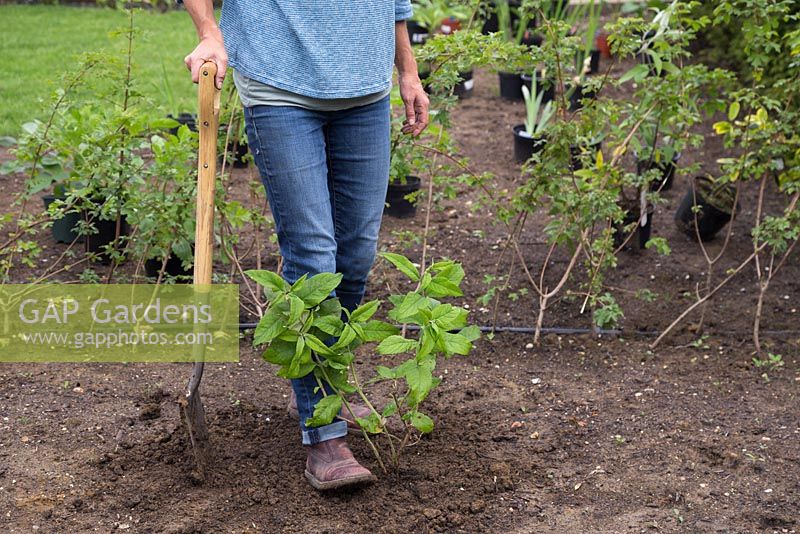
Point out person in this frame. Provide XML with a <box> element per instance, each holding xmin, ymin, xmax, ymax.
<box><xmin>181</xmin><ymin>0</ymin><xmax>429</xmax><ymax>490</ymax></box>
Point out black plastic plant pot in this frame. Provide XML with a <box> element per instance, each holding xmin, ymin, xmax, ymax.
<box><xmin>221</xmin><ymin>141</ymin><xmax>250</xmax><ymax>168</ymax></box>
<box><xmin>385</xmin><ymin>175</ymin><xmax>421</xmax><ymax>218</ymax></box>
<box><xmin>569</xmin><ymin>141</ymin><xmax>603</xmax><ymax>171</ymax></box>
<box><xmin>674</xmin><ymin>181</ymin><xmax>734</xmax><ymax>242</ymax></box>
<box><xmin>638</xmin><ymin>152</ymin><xmax>681</xmax><ymax>192</ymax></box>
<box><xmin>406</xmin><ymin>20</ymin><xmax>429</xmax><ymax>46</ymax></box>
<box><xmin>637</xmin><ymin>30</ymin><xmax>666</xmax><ymax>78</ymax></box>
<box><xmin>575</xmin><ymin>49</ymin><xmax>601</xmax><ymax>75</ymax></box>
<box><xmin>84</xmin><ymin>215</ymin><xmax>130</xmax><ymax>265</ymax></box>
<box><xmin>168</xmin><ymin>112</ymin><xmax>197</xmax><ymax>135</ymax></box>
<box><xmin>453</xmin><ymin>70</ymin><xmax>475</xmax><ymax>99</ymax></box>
<box><xmin>498</xmin><ymin>72</ymin><xmax>524</xmax><ymax>100</ymax></box>
<box><xmin>420</xmin><ymin>71</ymin><xmax>474</xmax><ymax>100</ymax></box>
<box><xmin>481</xmin><ymin>12</ymin><xmax>499</xmax><ymax>34</ymax></box>
<box><xmin>589</xmin><ymin>49</ymin><xmax>601</xmax><ymax>74</ymax></box>
<box><xmin>521</xmin><ymin>32</ymin><xmax>544</xmax><ymax>48</ymax></box>
<box><xmin>513</xmin><ymin>125</ymin><xmax>546</xmax><ymax>164</ymax></box>
<box><xmin>568</xmin><ymin>85</ymin><xmax>596</xmax><ymax>112</ymax></box>
<box><xmin>638</xmin><ymin>206</ymin><xmax>654</xmax><ymax>249</ymax></box>
<box><xmin>145</xmin><ymin>254</ymin><xmax>193</xmax><ymax>280</ymax></box>
<box><xmin>521</xmin><ymin>73</ymin><xmax>555</xmax><ymax>105</ymax></box>
<box><xmin>42</xmin><ymin>194</ymin><xmax>83</xmax><ymax>244</ymax></box>
<box><xmin>615</xmin><ymin>204</ymin><xmax>654</xmax><ymax>250</ymax></box>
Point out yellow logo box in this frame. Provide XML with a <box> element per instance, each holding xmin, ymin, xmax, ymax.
<box><xmin>0</xmin><ymin>284</ymin><xmax>239</xmax><ymax>363</ymax></box>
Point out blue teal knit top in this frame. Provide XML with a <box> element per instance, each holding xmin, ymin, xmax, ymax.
<box><xmin>219</xmin><ymin>1</ymin><xmax>413</xmax><ymax>99</ymax></box>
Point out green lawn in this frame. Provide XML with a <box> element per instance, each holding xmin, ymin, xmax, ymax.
<box><xmin>0</xmin><ymin>5</ymin><xmax>201</xmax><ymax>136</ymax></box>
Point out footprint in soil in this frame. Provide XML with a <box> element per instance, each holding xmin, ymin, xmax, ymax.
<box><xmin>139</xmin><ymin>403</ymin><xmax>161</xmax><ymax>421</ymax></box>
<box><xmin>760</xmin><ymin>516</ymin><xmax>795</xmax><ymax>529</ymax></box>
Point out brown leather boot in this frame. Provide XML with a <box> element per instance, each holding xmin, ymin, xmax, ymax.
<box><xmin>287</xmin><ymin>390</ymin><xmax>372</xmax><ymax>431</ymax></box>
<box><xmin>305</xmin><ymin>437</ymin><xmax>376</xmax><ymax>490</ymax></box>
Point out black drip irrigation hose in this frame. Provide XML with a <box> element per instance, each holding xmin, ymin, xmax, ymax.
<box><xmin>236</xmin><ymin>323</ymin><xmax>800</xmax><ymax>338</ymax></box>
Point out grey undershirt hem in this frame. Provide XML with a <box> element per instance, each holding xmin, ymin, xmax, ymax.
<box><xmin>233</xmin><ymin>70</ymin><xmax>391</xmax><ymax>111</ymax></box>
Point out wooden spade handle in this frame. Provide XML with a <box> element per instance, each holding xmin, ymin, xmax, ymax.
<box><xmin>194</xmin><ymin>62</ymin><xmax>220</xmax><ymax>286</ymax></box>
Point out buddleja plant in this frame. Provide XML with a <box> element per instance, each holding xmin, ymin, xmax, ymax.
<box><xmin>246</xmin><ymin>253</ymin><xmax>479</xmax><ymax>472</ymax></box>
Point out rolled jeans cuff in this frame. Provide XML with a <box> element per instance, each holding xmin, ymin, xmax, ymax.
<box><xmin>302</xmin><ymin>420</ymin><xmax>348</xmax><ymax>445</ymax></box>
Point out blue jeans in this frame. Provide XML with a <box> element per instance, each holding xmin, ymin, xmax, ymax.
<box><xmin>244</xmin><ymin>96</ymin><xmax>390</xmax><ymax>445</ymax></box>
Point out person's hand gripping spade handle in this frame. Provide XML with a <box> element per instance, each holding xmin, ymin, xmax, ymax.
<box><xmin>183</xmin><ymin>0</ymin><xmax>227</xmax><ymax>90</ymax></box>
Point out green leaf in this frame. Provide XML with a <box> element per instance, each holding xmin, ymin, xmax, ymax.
<box><xmin>432</xmin><ymin>304</ymin><xmax>468</xmax><ymax>330</ymax></box>
<box><xmin>278</xmin><ymin>337</ymin><xmax>315</xmax><ymax>379</ymax></box>
<box><xmin>287</xmin><ymin>294</ymin><xmax>305</xmax><ymax>325</ymax></box>
<box><xmin>416</xmin><ymin>328</ymin><xmax>436</xmax><ymax>359</ymax></box>
<box><xmin>713</xmin><ymin>121</ymin><xmax>731</xmax><ymax>135</ymax></box>
<box><xmin>0</xmin><ymin>136</ymin><xmax>17</xmax><ymax>148</ymax></box>
<box><xmin>304</xmin><ymin>334</ymin><xmax>335</xmax><ymax>356</ymax></box>
<box><xmin>360</xmin><ymin>320</ymin><xmax>400</xmax><ymax>342</ymax></box>
<box><xmin>619</xmin><ymin>63</ymin><xmax>649</xmax><ymax>83</ymax></box>
<box><xmin>330</xmin><ymin>324</ymin><xmax>357</xmax><ymax>351</ymax></box>
<box><xmin>410</xmin><ymin>411</ymin><xmax>434</xmax><ymax>433</ymax></box>
<box><xmin>253</xmin><ymin>304</ymin><xmax>286</xmax><ymax>345</ymax></box>
<box><xmin>261</xmin><ymin>338</ymin><xmax>295</xmax><ymax>366</ymax></box>
<box><xmin>279</xmin><ymin>351</ymin><xmax>315</xmax><ymax>379</ymax></box>
<box><xmin>295</xmin><ymin>273</ymin><xmax>343</xmax><ymax>307</ymax></box>
<box><xmin>648</xmin><ymin>50</ymin><xmax>662</xmax><ymax>75</ymax></box>
<box><xmin>458</xmin><ymin>325</ymin><xmax>481</xmax><ymax>342</ymax></box>
<box><xmin>312</xmin><ymin>315</ymin><xmax>344</xmax><ymax>336</ymax></box>
<box><xmin>355</xmin><ymin>413</ymin><xmax>383</xmax><ymax>434</ymax></box>
<box><xmin>728</xmin><ymin>101</ymin><xmax>740</xmax><ymax>121</ymax></box>
<box><xmin>382</xmin><ymin>401</ymin><xmax>398</xmax><ymax>418</ymax></box>
<box><xmin>377</xmin><ymin>335</ymin><xmax>417</xmax><ymax>355</ymax></box>
<box><xmin>245</xmin><ymin>270</ymin><xmax>288</xmax><ymax>293</ymax></box>
<box><xmin>376</xmin><ymin>365</ymin><xmax>398</xmax><ymax>379</ymax></box>
<box><xmin>389</xmin><ymin>292</ymin><xmax>428</xmax><ymax>322</ymax></box>
<box><xmin>290</xmin><ymin>274</ymin><xmax>308</xmax><ymax>291</ymax></box>
<box><xmin>429</xmin><ymin>261</ymin><xmax>464</xmax><ymax>284</ymax></box>
<box><xmin>380</xmin><ymin>252</ymin><xmax>420</xmax><ymax>281</ymax></box>
<box><xmin>305</xmin><ymin>395</ymin><xmax>343</xmax><ymax>428</ymax></box>
<box><xmin>425</xmin><ymin>275</ymin><xmax>463</xmax><ymax>298</ymax></box>
<box><xmin>350</xmin><ymin>300</ymin><xmax>380</xmax><ymax>323</ymax></box>
<box><xmin>404</xmin><ymin>360</ymin><xmax>434</xmax><ymax>400</ymax></box>
<box><xmin>320</xmin><ymin>367</ymin><xmax>357</xmax><ymax>394</ymax></box>
<box><xmin>442</xmin><ymin>332</ymin><xmax>472</xmax><ymax>356</ymax></box>
<box><xmin>317</xmin><ymin>297</ymin><xmax>342</xmax><ymax>318</ymax></box>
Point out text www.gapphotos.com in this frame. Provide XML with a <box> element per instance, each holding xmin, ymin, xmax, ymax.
<box><xmin>20</xmin><ymin>330</ymin><xmax>214</xmax><ymax>349</ymax></box>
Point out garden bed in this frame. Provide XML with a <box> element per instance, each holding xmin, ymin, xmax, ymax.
<box><xmin>1</xmin><ymin>64</ymin><xmax>799</xmax><ymax>532</ymax></box>
<box><xmin>0</xmin><ymin>338</ymin><xmax>797</xmax><ymax>532</ymax></box>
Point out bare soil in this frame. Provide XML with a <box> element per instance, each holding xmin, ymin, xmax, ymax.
<box><xmin>0</xmin><ymin>68</ymin><xmax>799</xmax><ymax>533</ymax></box>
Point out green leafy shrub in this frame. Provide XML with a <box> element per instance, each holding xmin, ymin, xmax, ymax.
<box><xmin>246</xmin><ymin>253</ymin><xmax>479</xmax><ymax>472</ymax></box>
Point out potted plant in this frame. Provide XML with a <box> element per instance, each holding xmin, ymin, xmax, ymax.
<box><xmin>576</xmin><ymin>0</ymin><xmax>603</xmax><ymax>75</ymax></box>
<box><xmin>521</xmin><ymin>69</ymin><xmax>555</xmax><ymax>106</ymax></box>
<box><xmin>569</xmin><ymin>136</ymin><xmax>603</xmax><ymax>171</ymax></box>
<box><xmin>513</xmin><ymin>74</ymin><xmax>554</xmax><ymax>163</ymax></box>
<box><xmin>615</xmin><ymin>195</ymin><xmax>655</xmax><ymax>250</ymax></box>
<box><xmin>567</xmin><ymin>68</ymin><xmax>597</xmax><ymax>112</ymax></box>
<box><xmin>494</xmin><ymin>0</ymin><xmax>534</xmax><ymax>100</ymax></box>
<box><xmin>127</xmin><ymin>127</ymin><xmax>198</xmax><ymax>280</ymax></box>
<box><xmin>42</xmin><ymin>187</ymin><xmax>83</xmax><ymax>244</ymax></box>
<box><xmin>674</xmin><ymin>175</ymin><xmax>737</xmax><ymax>241</ymax></box>
<box><xmin>413</xmin><ymin>1</ymin><xmax>474</xmax><ymax>98</ymax></box>
<box><xmin>633</xmin><ymin>123</ymin><xmax>681</xmax><ymax>191</ymax></box>
<box><xmin>386</xmin><ymin>108</ymin><xmax>423</xmax><ymax>218</ymax></box>
<box><xmin>409</xmin><ymin>0</ymin><xmax>470</xmax><ymax>46</ymax></box>
<box><xmin>1</xmin><ymin>126</ymin><xmax>84</xmax><ymax>245</ymax></box>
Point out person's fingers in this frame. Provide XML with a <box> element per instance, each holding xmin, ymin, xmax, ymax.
<box><xmin>190</xmin><ymin>57</ymin><xmax>203</xmax><ymax>84</ymax></box>
<box><xmin>215</xmin><ymin>57</ymin><xmax>228</xmax><ymax>90</ymax></box>
<box><xmin>184</xmin><ymin>54</ymin><xmax>192</xmax><ymax>71</ymax></box>
<box><xmin>404</xmin><ymin>98</ymin><xmax>416</xmax><ymax>127</ymax></box>
<box><xmin>414</xmin><ymin>96</ymin><xmax>430</xmax><ymax>136</ymax></box>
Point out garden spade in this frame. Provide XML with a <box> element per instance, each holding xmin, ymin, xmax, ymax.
<box><xmin>179</xmin><ymin>61</ymin><xmax>220</xmax><ymax>483</ymax></box>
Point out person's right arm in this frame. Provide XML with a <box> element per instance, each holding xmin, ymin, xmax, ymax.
<box><xmin>182</xmin><ymin>0</ymin><xmax>228</xmax><ymax>89</ymax></box>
